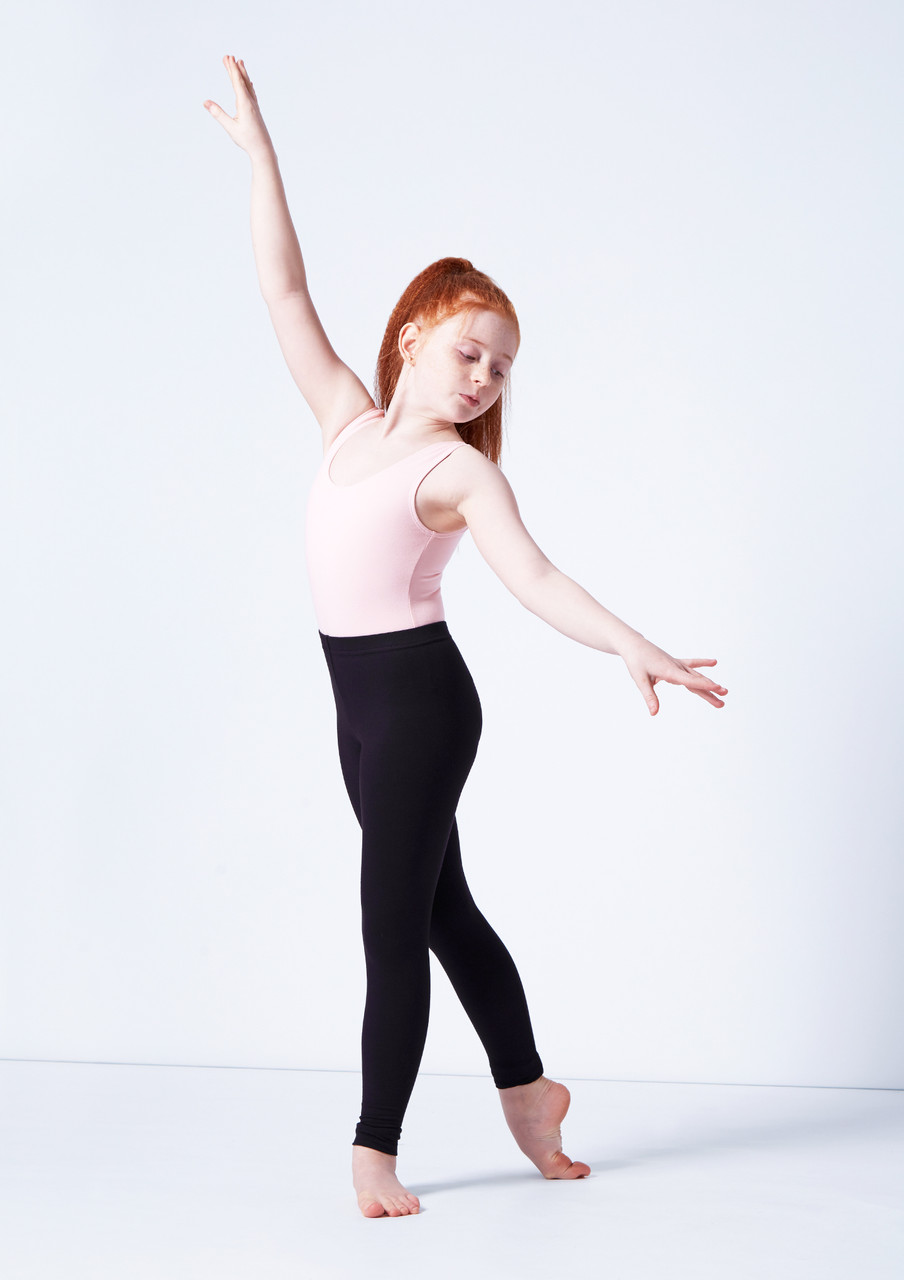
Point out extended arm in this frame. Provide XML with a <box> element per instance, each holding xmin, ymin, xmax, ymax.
<box><xmin>457</xmin><ymin>454</ymin><xmax>728</xmax><ymax>715</ymax></box>
<box><xmin>203</xmin><ymin>56</ymin><xmax>373</xmax><ymax>439</ymax></box>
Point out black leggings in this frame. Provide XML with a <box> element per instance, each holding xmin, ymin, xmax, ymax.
<box><xmin>319</xmin><ymin>620</ymin><xmax>544</xmax><ymax>1156</ymax></box>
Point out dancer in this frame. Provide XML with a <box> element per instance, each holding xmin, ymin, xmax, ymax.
<box><xmin>204</xmin><ymin>55</ymin><xmax>728</xmax><ymax>1219</ymax></box>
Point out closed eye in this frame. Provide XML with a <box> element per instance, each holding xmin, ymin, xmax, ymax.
<box><xmin>459</xmin><ymin>350</ymin><xmax>506</xmax><ymax>379</ymax></box>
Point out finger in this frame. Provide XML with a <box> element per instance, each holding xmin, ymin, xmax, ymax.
<box><xmin>687</xmin><ymin>676</ymin><xmax>728</xmax><ymax>695</ymax></box>
<box><xmin>669</xmin><ymin>666</ymin><xmax>727</xmax><ymax>695</ymax></box>
<box><xmin>656</xmin><ymin>672</ymin><xmax>727</xmax><ymax>706</ymax></box>
<box><xmin>692</xmin><ymin>688</ymin><xmax>726</xmax><ymax>708</ymax></box>
<box><xmin>661</xmin><ymin>670</ymin><xmax>728</xmax><ymax>693</ymax></box>
<box><xmin>226</xmin><ymin>54</ymin><xmax>253</xmax><ymax>103</ymax></box>
<box><xmin>678</xmin><ymin>661</ymin><xmax>725</xmax><ymax>686</ymax></box>
<box><xmin>224</xmin><ymin>54</ymin><xmax>244</xmax><ymax>97</ymax></box>
<box><xmin>238</xmin><ymin>58</ymin><xmax>258</xmax><ymax>101</ymax></box>
<box><xmin>634</xmin><ymin>672</ymin><xmax>659</xmax><ymax>717</ymax></box>
<box><xmin>203</xmin><ymin>99</ymin><xmax>236</xmax><ymax>130</ymax></box>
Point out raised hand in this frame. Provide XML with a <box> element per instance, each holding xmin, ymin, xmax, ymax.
<box><xmin>203</xmin><ymin>55</ymin><xmax>274</xmax><ymax>159</ymax></box>
<box><xmin>619</xmin><ymin>636</ymin><xmax>728</xmax><ymax>715</ymax></box>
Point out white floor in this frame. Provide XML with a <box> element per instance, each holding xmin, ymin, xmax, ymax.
<box><xmin>1</xmin><ymin>1060</ymin><xmax>902</xmax><ymax>1280</ymax></box>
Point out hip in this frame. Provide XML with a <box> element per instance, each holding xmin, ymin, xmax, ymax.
<box><xmin>319</xmin><ymin>621</ymin><xmax>482</xmax><ymax>742</ymax></box>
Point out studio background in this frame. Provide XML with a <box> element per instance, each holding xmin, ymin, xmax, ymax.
<box><xmin>2</xmin><ymin>0</ymin><xmax>901</xmax><ymax>1089</ymax></box>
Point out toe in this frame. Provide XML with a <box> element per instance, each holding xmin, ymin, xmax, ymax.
<box><xmin>545</xmin><ymin>1150</ymin><xmax>590</xmax><ymax>1179</ymax></box>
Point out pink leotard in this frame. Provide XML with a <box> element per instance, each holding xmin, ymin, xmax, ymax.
<box><xmin>305</xmin><ymin>407</ymin><xmax>469</xmax><ymax>637</ymax></box>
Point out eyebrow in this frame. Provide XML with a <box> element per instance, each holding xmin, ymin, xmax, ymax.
<box><xmin>462</xmin><ymin>336</ymin><xmax>515</xmax><ymax>365</ymax></box>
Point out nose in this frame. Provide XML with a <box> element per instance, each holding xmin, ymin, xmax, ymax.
<box><xmin>472</xmin><ymin>360</ymin><xmax>491</xmax><ymax>388</ymax></box>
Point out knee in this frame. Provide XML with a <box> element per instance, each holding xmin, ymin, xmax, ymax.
<box><xmin>361</xmin><ymin>907</ymin><xmax>429</xmax><ymax>967</ymax></box>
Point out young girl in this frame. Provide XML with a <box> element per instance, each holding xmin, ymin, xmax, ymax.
<box><xmin>204</xmin><ymin>55</ymin><xmax>728</xmax><ymax>1219</ymax></box>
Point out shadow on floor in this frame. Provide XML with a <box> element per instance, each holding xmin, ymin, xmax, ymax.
<box><xmin>583</xmin><ymin>1091</ymin><xmax>904</xmax><ymax>1171</ymax></box>
<box><xmin>412</xmin><ymin>1159</ymin><xmax>628</xmax><ymax>1195</ymax></box>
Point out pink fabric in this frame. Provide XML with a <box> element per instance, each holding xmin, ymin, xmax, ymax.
<box><xmin>305</xmin><ymin>408</ymin><xmax>469</xmax><ymax>637</ymax></box>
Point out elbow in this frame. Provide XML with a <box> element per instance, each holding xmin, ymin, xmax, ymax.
<box><xmin>264</xmin><ymin>284</ymin><xmax>310</xmax><ymax>308</ymax></box>
<box><xmin>509</xmin><ymin>558</ymin><xmax>559</xmax><ymax>613</ymax></box>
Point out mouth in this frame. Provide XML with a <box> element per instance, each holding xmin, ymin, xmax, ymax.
<box><xmin>460</xmin><ymin>393</ymin><xmax>480</xmax><ymax>409</ymax></box>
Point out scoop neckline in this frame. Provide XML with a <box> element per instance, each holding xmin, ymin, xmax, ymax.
<box><xmin>326</xmin><ymin>419</ymin><xmax>464</xmax><ymax>490</ymax></box>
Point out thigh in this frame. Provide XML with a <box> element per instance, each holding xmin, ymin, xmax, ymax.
<box><xmin>354</xmin><ymin>727</ymin><xmax>467</xmax><ymax>929</ymax></box>
<box><xmin>354</xmin><ymin>639</ymin><xmax>482</xmax><ymax>922</ymax></box>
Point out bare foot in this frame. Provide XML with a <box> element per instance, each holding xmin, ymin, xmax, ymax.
<box><xmin>499</xmin><ymin>1075</ymin><xmax>591</xmax><ymax>1179</ymax></box>
<box><xmin>352</xmin><ymin>1145</ymin><xmax>421</xmax><ymax>1218</ymax></box>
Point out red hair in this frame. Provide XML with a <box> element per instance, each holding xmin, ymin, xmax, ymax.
<box><xmin>374</xmin><ymin>257</ymin><xmax>519</xmax><ymax>467</ymax></box>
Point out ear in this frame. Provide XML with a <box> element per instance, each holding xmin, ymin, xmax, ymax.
<box><xmin>398</xmin><ymin>321</ymin><xmax>421</xmax><ymax>366</ymax></box>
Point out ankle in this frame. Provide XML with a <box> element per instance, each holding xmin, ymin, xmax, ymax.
<box><xmin>353</xmin><ymin>1144</ymin><xmax>396</xmax><ymax>1163</ymax></box>
<box><xmin>500</xmin><ymin>1075</ymin><xmax>547</xmax><ymax>1100</ymax></box>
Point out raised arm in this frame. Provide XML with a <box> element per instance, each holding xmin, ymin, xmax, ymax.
<box><xmin>204</xmin><ymin>56</ymin><xmax>374</xmax><ymax>443</ymax></box>
<box><xmin>454</xmin><ymin>451</ymin><xmax>728</xmax><ymax>715</ymax></box>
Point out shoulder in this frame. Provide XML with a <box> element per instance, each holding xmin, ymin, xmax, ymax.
<box><xmin>441</xmin><ymin>443</ymin><xmax>549</xmax><ymax>590</ymax></box>
<box><xmin>321</xmin><ymin>398</ymin><xmax>380</xmax><ymax>452</ymax></box>
<box><xmin>446</xmin><ymin>442</ymin><xmax>506</xmax><ymax>484</ymax></box>
<box><xmin>439</xmin><ymin>443</ymin><xmax>521</xmax><ymax>520</ymax></box>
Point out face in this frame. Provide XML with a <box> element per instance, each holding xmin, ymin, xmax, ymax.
<box><xmin>400</xmin><ymin>306</ymin><xmax>519</xmax><ymax>422</ymax></box>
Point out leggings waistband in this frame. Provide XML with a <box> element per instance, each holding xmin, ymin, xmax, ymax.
<box><xmin>319</xmin><ymin>620</ymin><xmax>451</xmax><ymax>656</ymax></box>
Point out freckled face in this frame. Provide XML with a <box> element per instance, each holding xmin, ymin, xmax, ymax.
<box><xmin>414</xmin><ymin>308</ymin><xmax>519</xmax><ymax>421</ymax></box>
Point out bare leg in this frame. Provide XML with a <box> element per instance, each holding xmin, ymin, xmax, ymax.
<box><xmin>499</xmin><ymin>1076</ymin><xmax>591</xmax><ymax>1179</ymax></box>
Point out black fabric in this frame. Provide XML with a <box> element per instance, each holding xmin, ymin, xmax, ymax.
<box><xmin>319</xmin><ymin>620</ymin><xmax>544</xmax><ymax>1155</ymax></box>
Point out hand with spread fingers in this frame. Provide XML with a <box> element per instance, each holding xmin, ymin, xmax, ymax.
<box><xmin>203</xmin><ymin>55</ymin><xmax>273</xmax><ymax>159</ymax></box>
<box><xmin>619</xmin><ymin>636</ymin><xmax>728</xmax><ymax>716</ymax></box>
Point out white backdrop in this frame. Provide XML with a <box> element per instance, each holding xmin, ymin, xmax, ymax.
<box><xmin>2</xmin><ymin>0</ymin><xmax>902</xmax><ymax>1089</ymax></box>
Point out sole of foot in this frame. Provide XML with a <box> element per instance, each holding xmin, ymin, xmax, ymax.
<box><xmin>499</xmin><ymin>1076</ymin><xmax>591</xmax><ymax>1179</ymax></box>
